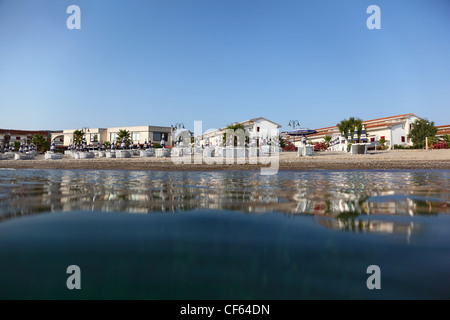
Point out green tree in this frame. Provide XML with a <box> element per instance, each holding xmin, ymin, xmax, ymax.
<box><xmin>73</xmin><ymin>130</ymin><xmax>84</xmax><ymax>145</ymax></box>
<box><xmin>31</xmin><ymin>134</ymin><xmax>49</xmax><ymax>152</ymax></box>
<box><xmin>274</xmin><ymin>135</ymin><xmax>287</xmax><ymax>149</ymax></box>
<box><xmin>378</xmin><ymin>137</ymin><xmax>386</xmax><ymax>150</ymax></box>
<box><xmin>408</xmin><ymin>119</ymin><xmax>438</xmax><ymax>149</ymax></box>
<box><xmin>324</xmin><ymin>135</ymin><xmax>332</xmax><ymax>147</ymax></box>
<box><xmin>222</xmin><ymin>123</ymin><xmax>247</xmax><ymax>146</ymax></box>
<box><xmin>104</xmin><ymin>141</ymin><xmax>111</xmax><ymax>149</ymax></box>
<box><xmin>441</xmin><ymin>134</ymin><xmax>450</xmax><ymax>147</ymax></box>
<box><xmin>116</xmin><ymin>129</ymin><xmax>131</xmax><ymax>147</ymax></box>
<box><xmin>337</xmin><ymin>117</ymin><xmax>363</xmax><ymax>141</ymax></box>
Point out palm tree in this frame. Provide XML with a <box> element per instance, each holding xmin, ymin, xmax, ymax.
<box><xmin>378</xmin><ymin>137</ymin><xmax>386</xmax><ymax>150</ymax></box>
<box><xmin>337</xmin><ymin>117</ymin><xmax>363</xmax><ymax>141</ymax></box>
<box><xmin>73</xmin><ymin>130</ymin><xmax>84</xmax><ymax>146</ymax></box>
<box><xmin>274</xmin><ymin>135</ymin><xmax>287</xmax><ymax>149</ymax></box>
<box><xmin>222</xmin><ymin>123</ymin><xmax>246</xmax><ymax>146</ymax></box>
<box><xmin>441</xmin><ymin>134</ymin><xmax>450</xmax><ymax>147</ymax></box>
<box><xmin>116</xmin><ymin>129</ymin><xmax>131</xmax><ymax>147</ymax></box>
<box><xmin>324</xmin><ymin>135</ymin><xmax>332</xmax><ymax>148</ymax></box>
<box><xmin>31</xmin><ymin>134</ymin><xmax>49</xmax><ymax>152</ymax></box>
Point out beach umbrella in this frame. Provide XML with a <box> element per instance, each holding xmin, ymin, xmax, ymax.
<box><xmin>353</xmin><ymin>127</ymin><xmax>359</xmax><ymax>142</ymax></box>
<box><xmin>287</xmin><ymin>128</ymin><xmax>317</xmax><ymax>136</ymax></box>
<box><xmin>19</xmin><ymin>143</ymin><xmax>24</xmax><ymax>153</ymax></box>
<box><xmin>130</xmin><ymin>139</ymin><xmax>134</xmax><ymax>149</ymax></box>
<box><xmin>83</xmin><ymin>141</ymin><xmax>88</xmax><ymax>152</ymax></box>
<box><xmin>149</xmin><ymin>140</ymin><xmax>153</xmax><ymax>148</ymax></box>
<box><xmin>24</xmin><ymin>144</ymin><xmax>29</xmax><ymax>153</ymax></box>
<box><xmin>11</xmin><ymin>143</ymin><xmax>15</xmax><ymax>152</ymax></box>
<box><xmin>4</xmin><ymin>144</ymin><xmax>9</xmax><ymax>152</ymax></box>
<box><xmin>341</xmin><ymin>133</ymin><xmax>346</xmax><ymax>144</ymax></box>
<box><xmin>144</xmin><ymin>139</ymin><xmax>148</xmax><ymax>150</ymax></box>
<box><xmin>50</xmin><ymin>141</ymin><xmax>56</xmax><ymax>152</ymax></box>
<box><xmin>302</xmin><ymin>135</ymin><xmax>307</xmax><ymax>145</ymax></box>
<box><xmin>288</xmin><ymin>128</ymin><xmax>316</xmax><ymax>148</ymax></box>
<box><xmin>161</xmin><ymin>134</ymin><xmax>165</xmax><ymax>148</ymax></box>
<box><xmin>360</xmin><ymin>125</ymin><xmax>368</xmax><ymax>143</ymax></box>
<box><xmin>348</xmin><ymin>131</ymin><xmax>352</xmax><ymax>143</ymax></box>
<box><xmin>121</xmin><ymin>138</ymin><xmax>126</xmax><ymax>149</ymax></box>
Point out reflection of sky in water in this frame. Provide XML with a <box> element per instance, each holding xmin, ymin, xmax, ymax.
<box><xmin>0</xmin><ymin>169</ymin><xmax>448</xmax><ymax>227</ymax></box>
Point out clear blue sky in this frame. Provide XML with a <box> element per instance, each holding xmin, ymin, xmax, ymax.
<box><xmin>1</xmin><ymin>0</ymin><xmax>449</xmax><ymax>132</ymax></box>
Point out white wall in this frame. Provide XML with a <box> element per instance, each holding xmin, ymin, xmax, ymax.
<box><xmin>391</xmin><ymin>123</ymin><xmax>406</xmax><ymax>146</ymax></box>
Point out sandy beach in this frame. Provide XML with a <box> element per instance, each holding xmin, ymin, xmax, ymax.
<box><xmin>0</xmin><ymin>149</ymin><xmax>449</xmax><ymax>171</ymax></box>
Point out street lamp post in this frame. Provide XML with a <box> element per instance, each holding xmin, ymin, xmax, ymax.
<box><xmin>288</xmin><ymin>120</ymin><xmax>300</xmax><ymax>149</ymax></box>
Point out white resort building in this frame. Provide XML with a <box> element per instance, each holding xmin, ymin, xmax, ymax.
<box><xmin>195</xmin><ymin>117</ymin><xmax>282</xmax><ymax>147</ymax></box>
<box><xmin>51</xmin><ymin>125</ymin><xmax>173</xmax><ymax>148</ymax></box>
<box><xmin>288</xmin><ymin>113</ymin><xmax>423</xmax><ymax>149</ymax></box>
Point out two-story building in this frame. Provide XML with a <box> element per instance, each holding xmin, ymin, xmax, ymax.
<box><xmin>51</xmin><ymin>125</ymin><xmax>173</xmax><ymax>148</ymax></box>
<box><xmin>296</xmin><ymin>113</ymin><xmax>422</xmax><ymax>149</ymax></box>
<box><xmin>196</xmin><ymin>117</ymin><xmax>282</xmax><ymax>147</ymax></box>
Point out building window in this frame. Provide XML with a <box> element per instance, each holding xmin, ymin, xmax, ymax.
<box><xmin>409</xmin><ymin>124</ymin><xmax>412</xmax><ymax>130</ymax></box>
<box><xmin>90</xmin><ymin>134</ymin><xmax>98</xmax><ymax>142</ymax></box>
<box><xmin>132</xmin><ymin>132</ymin><xmax>140</xmax><ymax>141</ymax></box>
<box><xmin>153</xmin><ymin>132</ymin><xmax>165</xmax><ymax>141</ymax></box>
<box><xmin>257</xmin><ymin>127</ymin><xmax>260</xmax><ymax>132</ymax></box>
<box><xmin>110</xmin><ymin>133</ymin><xmax>117</xmax><ymax>142</ymax></box>
<box><xmin>401</xmin><ymin>136</ymin><xmax>405</xmax><ymax>143</ymax></box>
<box><xmin>370</xmin><ymin>138</ymin><xmax>375</xmax><ymax>142</ymax></box>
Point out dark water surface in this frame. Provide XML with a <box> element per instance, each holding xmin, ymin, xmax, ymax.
<box><xmin>0</xmin><ymin>169</ymin><xmax>449</xmax><ymax>299</ymax></box>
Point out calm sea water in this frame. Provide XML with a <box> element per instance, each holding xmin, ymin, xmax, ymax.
<box><xmin>0</xmin><ymin>168</ymin><xmax>449</xmax><ymax>299</ymax></box>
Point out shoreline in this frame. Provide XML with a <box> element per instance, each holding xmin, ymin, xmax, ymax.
<box><xmin>1</xmin><ymin>149</ymin><xmax>449</xmax><ymax>171</ymax></box>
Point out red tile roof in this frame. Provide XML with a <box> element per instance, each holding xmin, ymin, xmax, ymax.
<box><xmin>312</xmin><ymin>114</ymin><xmax>418</xmax><ymax>135</ymax></box>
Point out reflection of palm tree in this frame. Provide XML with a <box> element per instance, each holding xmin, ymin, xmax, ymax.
<box><xmin>117</xmin><ymin>129</ymin><xmax>131</xmax><ymax>147</ymax></box>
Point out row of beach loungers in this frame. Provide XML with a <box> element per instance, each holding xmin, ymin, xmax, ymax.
<box><xmin>1</xmin><ymin>146</ymin><xmax>284</xmax><ymax>160</ymax></box>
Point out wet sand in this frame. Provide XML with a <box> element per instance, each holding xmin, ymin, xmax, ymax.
<box><xmin>0</xmin><ymin>149</ymin><xmax>449</xmax><ymax>171</ymax></box>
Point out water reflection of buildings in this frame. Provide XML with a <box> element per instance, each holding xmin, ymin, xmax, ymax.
<box><xmin>314</xmin><ymin>216</ymin><xmax>417</xmax><ymax>242</ymax></box>
<box><xmin>0</xmin><ymin>170</ymin><xmax>448</xmax><ymax>224</ymax></box>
